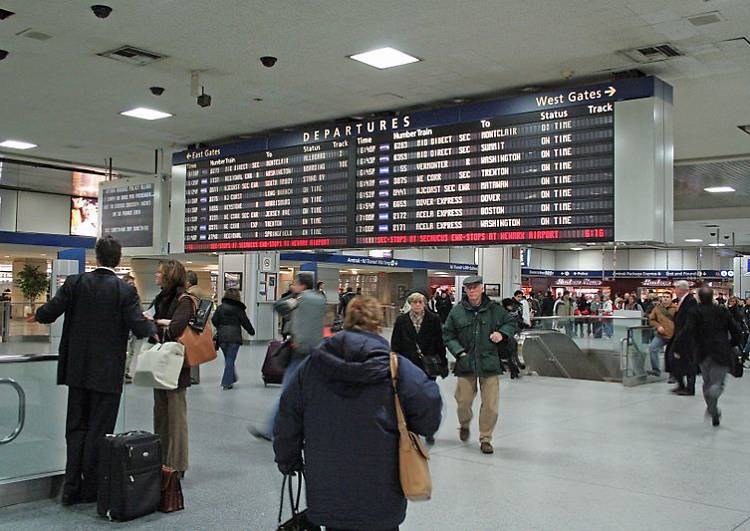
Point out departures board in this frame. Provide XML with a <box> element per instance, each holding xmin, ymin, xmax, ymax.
<box><xmin>175</xmin><ymin>77</ymin><xmax>661</xmax><ymax>252</ymax></box>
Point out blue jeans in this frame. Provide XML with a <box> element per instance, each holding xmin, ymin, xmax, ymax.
<box><xmin>263</xmin><ymin>357</ymin><xmax>303</xmax><ymax>439</ymax></box>
<box><xmin>648</xmin><ymin>335</ymin><xmax>668</xmax><ymax>373</ymax></box>
<box><xmin>220</xmin><ymin>343</ymin><xmax>240</xmax><ymax>387</ymax></box>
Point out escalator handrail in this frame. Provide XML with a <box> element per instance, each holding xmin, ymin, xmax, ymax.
<box><xmin>0</xmin><ymin>377</ymin><xmax>25</xmax><ymax>445</ymax></box>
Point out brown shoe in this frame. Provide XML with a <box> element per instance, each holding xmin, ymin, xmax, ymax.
<box><xmin>480</xmin><ymin>441</ymin><xmax>494</xmax><ymax>454</ymax></box>
<box><xmin>459</xmin><ymin>427</ymin><xmax>469</xmax><ymax>442</ymax></box>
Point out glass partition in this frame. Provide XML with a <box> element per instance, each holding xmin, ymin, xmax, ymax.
<box><xmin>0</xmin><ymin>357</ymin><xmax>125</xmax><ymax>485</ymax></box>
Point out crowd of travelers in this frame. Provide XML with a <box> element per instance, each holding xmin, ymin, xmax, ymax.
<box><xmin>32</xmin><ymin>236</ymin><xmax>749</xmax><ymax>529</ymax></box>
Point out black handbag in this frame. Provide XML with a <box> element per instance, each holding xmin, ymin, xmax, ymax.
<box><xmin>277</xmin><ymin>473</ymin><xmax>320</xmax><ymax>531</ymax></box>
<box><xmin>416</xmin><ymin>345</ymin><xmax>446</xmax><ymax>378</ymax></box>
<box><xmin>730</xmin><ymin>346</ymin><xmax>744</xmax><ymax>378</ymax></box>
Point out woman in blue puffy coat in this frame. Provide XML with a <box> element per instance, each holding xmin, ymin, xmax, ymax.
<box><xmin>273</xmin><ymin>296</ymin><xmax>442</xmax><ymax>531</ymax></box>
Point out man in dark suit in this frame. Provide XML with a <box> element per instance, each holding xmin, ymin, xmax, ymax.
<box><xmin>31</xmin><ymin>236</ymin><xmax>156</xmax><ymax>505</ymax></box>
<box><xmin>667</xmin><ymin>280</ymin><xmax>698</xmax><ymax>395</ymax></box>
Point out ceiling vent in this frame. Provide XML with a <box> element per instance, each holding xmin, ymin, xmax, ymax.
<box><xmin>620</xmin><ymin>43</ymin><xmax>683</xmax><ymax>64</ymax></box>
<box><xmin>98</xmin><ymin>45</ymin><xmax>166</xmax><ymax>66</ymax></box>
<box><xmin>16</xmin><ymin>28</ymin><xmax>53</xmax><ymax>41</ymax></box>
<box><xmin>687</xmin><ymin>11</ymin><xmax>724</xmax><ymax>26</ymax></box>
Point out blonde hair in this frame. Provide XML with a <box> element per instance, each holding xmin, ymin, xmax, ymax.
<box><xmin>407</xmin><ymin>292</ymin><xmax>426</xmax><ymax>304</ymax></box>
<box><xmin>343</xmin><ymin>296</ymin><xmax>383</xmax><ymax>333</ymax></box>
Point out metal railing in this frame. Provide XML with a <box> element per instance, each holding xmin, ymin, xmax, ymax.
<box><xmin>0</xmin><ymin>378</ymin><xmax>26</xmax><ymax>445</ymax></box>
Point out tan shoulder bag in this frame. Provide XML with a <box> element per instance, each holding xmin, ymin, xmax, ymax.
<box><xmin>389</xmin><ymin>352</ymin><xmax>432</xmax><ymax>501</ymax></box>
<box><xmin>176</xmin><ymin>294</ymin><xmax>217</xmax><ymax>367</ymax></box>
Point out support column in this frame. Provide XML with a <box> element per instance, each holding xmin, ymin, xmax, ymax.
<box><xmin>316</xmin><ymin>266</ymin><xmax>341</xmax><ymax>305</ymax></box>
<box><xmin>218</xmin><ymin>252</ymin><xmax>279</xmax><ymax>342</ymax></box>
<box><xmin>477</xmin><ymin>246</ymin><xmax>521</xmax><ymax>300</ymax></box>
<box><xmin>130</xmin><ymin>258</ymin><xmax>163</xmax><ymax>307</ymax></box>
<box><xmin>412</xmin><ymin>269</ymin><xmax>428</xmax><ymax>293</ymax></box>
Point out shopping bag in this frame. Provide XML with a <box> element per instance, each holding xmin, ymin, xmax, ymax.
<box><xmin>133</xmin><ymin>342</ymin><xmax>185</xmax><ymax>390</ymax></box>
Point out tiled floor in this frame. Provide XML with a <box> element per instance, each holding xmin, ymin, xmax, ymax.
<box><xmin>2</xmin><ymin>342</ymin><xmax>750</xmax><ymax>530</ymax></box>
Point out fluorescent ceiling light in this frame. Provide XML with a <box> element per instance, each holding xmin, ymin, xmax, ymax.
<box><xmin>120</xmin><ymin>107</ymin><xmax>173</xmax><ymax>120</ymax></box>
<box><xmin>570</xmin><ymin>247</ymin><xmax>584</xmax><ymax>251</ymax></box>
<box><xmin>684</xmin><ymin>238</ymin><xmax>703</xmax><ymax>243</ymax></box>
<box><xmin>0</xmin><ymin>140</ymin><xmax>37</xmax><ymax>150</ymax></box>
<box><xmin>349</xmin><ymin>47</ymin><xmax>420</xmax><ymax>69</ymax></box>
<box><xmin>704</xmin><ymin>186</ymin><xmax>735</xmax><ymax>193</ymax></box>
<box><xmin>708</xmin><ymin>242</ymin><xmax>726</xmax><ymax>247</ymax></box>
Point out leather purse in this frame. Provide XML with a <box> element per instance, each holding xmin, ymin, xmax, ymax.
<box><xmin>159</xmin><ymin>466</ymin><xmax>184</xmax><ymax>513</ymax></box>
<box><xmin>389</xmin><ymin>352</ymin><xmax>432</xmax><ymax>501</ymax></box>
<box><xmin>277</xmin><ymin>473</ymin><xmax>320</xmax><ymax>531</ymax></box>
<box><xmin>416</xmin><ymin>345</ymin><xmax>445</xmax><ymax>379</ymax></box>
<box><xmin>177</xmin><ymin>294</ymin><xmax>217</xmax><ymax>367</ymax></box>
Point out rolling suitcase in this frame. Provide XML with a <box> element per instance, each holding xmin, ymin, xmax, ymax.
<box><xmin>98</xmin><ymin>431</ymin><xmax>162</xmax><ymax>521</ymax></box>
<box><xmin>262</xmin><ymin>340</ymin><xmax>287</xmax><ymax>386</ymax></box>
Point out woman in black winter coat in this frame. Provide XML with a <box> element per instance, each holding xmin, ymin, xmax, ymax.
<box><xmin>211</xmin><ymin>288</ymin><xmax>255</xmax><ymax>390</ymax></box>
<box><xmin>391</xmin><ymin>292</ymin><xmax>448</xmax><ymax>381</ymax></box>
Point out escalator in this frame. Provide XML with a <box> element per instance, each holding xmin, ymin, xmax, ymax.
<box><xmin>519</xmin><ymin>329</ymin><xmax>623</xmax><ymax>382</ymax></box>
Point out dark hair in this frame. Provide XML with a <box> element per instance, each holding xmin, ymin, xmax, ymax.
<box><xmin>316</xmin><ymin>281</ymin><xmax>325</xmax><ymax>290</ymax></box>
<box><xmin>698</xmin><ymin>287</ymin><xmax>713</xmax><ymax>304</ymax></box>
<box><xmin>186</xmin><ymin>270</ymin><xmax>198</xmax><ymax>287</ymax></box>
<box><xmin>513</xmin><ymin>290</ymin><xmax>523</xmax><ymax>297</ymax></box>
<box><xmin>160</xmin><ymin>260</ymin><xmax>186</xmax><ymax>293</ymax></box>
<box><xmin>295</xmin><ymin>272</ymin><xmax>314</xmax><ymax>291</ymax></box>
<box><xmin>95</xmin><ymin>236</ymin><xmax>121</xmax><ymax>268</ymax></box>
<box><xmin>223</xmin><ymin>288</ymin><xmax>241</xmax><ymax>301</ymax></box>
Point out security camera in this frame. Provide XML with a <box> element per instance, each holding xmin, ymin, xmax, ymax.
<box><xmin>260</xmin><ymin>56</ymin><xmax>278</xmax><ymax>68</ymax></box>
<box><xmin>197</xmin><ymin>87</ymin><xmax>211</xmax><ymax>108</ymax></box>
<box><xmin>91</xmin><ymin>5</ymin><xmax>113</xmax><ymax>18</ymax></box>
<box><xmin>0</xmin><ymin>50</ymin><xmax>8</xmax><ymax>61</ymax></box>
<box><xmin>724</xmin><ymin>235</ymin><xmax>730</xmax><ymax>239</ymax></box>
<box><xmin>150</xmin><ymin>86</ymin><xmax>165</xmax><ymax>96</ymax></box>
<box><xmin>709</xmin><ymin>232</ymin><xmax>716</xmax><ymax>237</ymax></box>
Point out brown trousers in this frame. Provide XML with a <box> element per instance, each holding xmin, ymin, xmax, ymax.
<box><xmin>455</xmin><ymin>375</ymin><xmax>500</xmax><ymax>443</ymax></box>
<box><xmin>154</xmin><ymin>388</ymin><xmax>188</xmax><ymax>472</ymax></box>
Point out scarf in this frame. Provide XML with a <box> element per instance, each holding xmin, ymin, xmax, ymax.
<box><xmin>409</xmin><ymin>310</ymin><xmax>424</xmax><ymax>334</ymax></box>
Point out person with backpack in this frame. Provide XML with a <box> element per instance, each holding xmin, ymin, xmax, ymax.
<box><xmin>31</xmin><ymin>236</ymin><xmax>156</xmax><ymax>505</ymax></box>
<box><xmin>211</xmin><ymin>288</ymin><xmax>255</xmax><ymax>390</ymax></box>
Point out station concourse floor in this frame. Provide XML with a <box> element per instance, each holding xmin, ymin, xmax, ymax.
<box><xmin>3</xmin><ymin>342</ymin><xmax>750</xmax><ymax>530</ymax></box>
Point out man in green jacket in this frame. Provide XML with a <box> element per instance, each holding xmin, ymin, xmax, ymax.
<box><xmin>443</xmin><ymin>275</ymin><xmax>518</xmax><ymax>454</ymax></box>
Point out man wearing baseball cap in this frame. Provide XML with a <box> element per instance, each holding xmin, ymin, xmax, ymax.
<box><xmin>442</xmin><ymin>275</ymin><xmax>517</xmax><ymax>454</ymax></box>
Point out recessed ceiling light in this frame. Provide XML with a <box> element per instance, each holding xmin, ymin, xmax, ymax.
<box><xmin>685</xmin><ymin>238</ymin><xmax>703</xmax><ymax>243</ymax></box>
<box><xmin>704</xmin><ymin>186</ymin><xmax>735</xmax><ymax>193</ymax></box>
<box><xmin>708</xmin><ymin>242</ymin><xmax>726</xmax><ymax>247</ymax></box>
<box><xmin>0</xmin><ymin>140</ymin><xmax>37</xmax><ymax>150</ymax></box>
<box><xmin>349</xmin><ymin>47</ymin><xmax>421</xmax><ymax>69</ymax></box>
<box><xmin>119</xmin><ymin>107</ymin><xmax>173</xmax><ymax>120</ymax></box>
<box><xmin>570</xmin><ymin>247</ymin><xmax>584</xmax><ymax>251</ymax></box>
